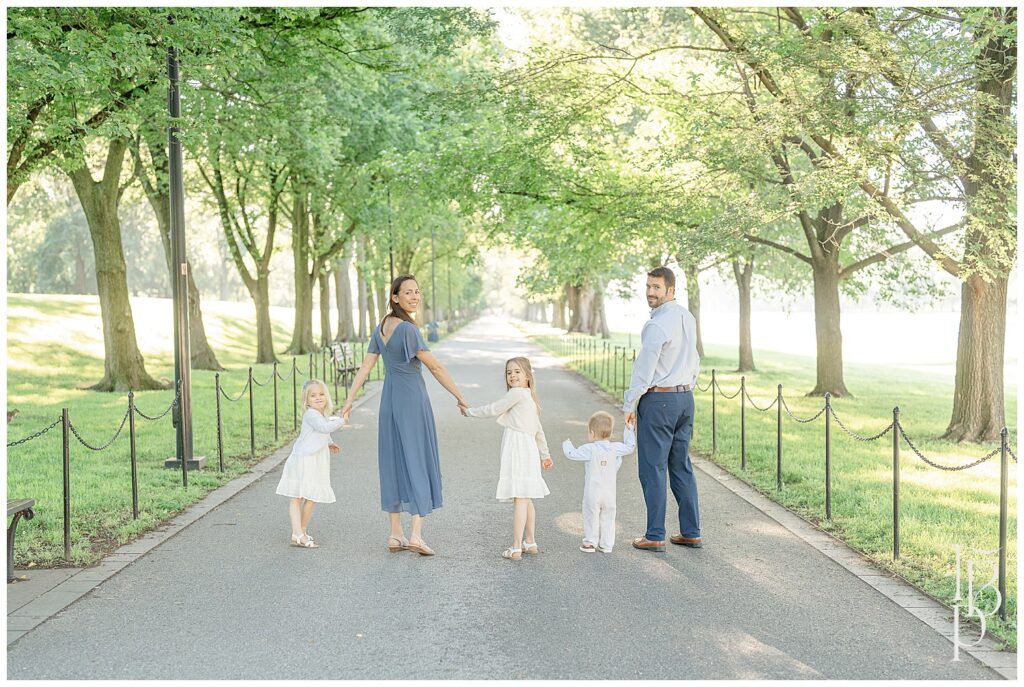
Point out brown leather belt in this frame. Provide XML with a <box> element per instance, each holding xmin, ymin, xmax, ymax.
<box><xmin>647</xmin><ymin>385</ymin><xmax>691</xmax><ymax>393</ymax></box>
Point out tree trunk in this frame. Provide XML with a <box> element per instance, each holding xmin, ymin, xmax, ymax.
<box><xmin>577</xmin><ymin>282</ymin><xmax>594</xmax><ymax>334</ymax></box>
<box><xmin>590</xmin><ymin>278</ymin><xmax>609</xmax><ymax>338</ymax></box>
<box><xmin>286</xmin><ymin>191</ymin><xmax>315</xmax><ymax>354</ymax></box>
<box><xmin>334</xmin><ymin>244</ymin><xmax>355</xmax><ymax>341</ymax></box>
<box><xmin>808</xmin><ymin>255</ymin><xmax>849</xmax><ymax>396</ymax></box>
<box><xmin>941</xmin><ymin>275</ymin><xmax>1007</xmax><ymax>442</ymax></box>
<box><xmin>134</xmin><ymin>131</ymin><xmax>222</xmax><ymax>370</ymax></box>
<box><xmin>73</xmin><ymin>240</ymin><xmax>89</xmax><ymax>294</ymax></box>
<box><xmin>356</xmin><ymin>242</ymin><xmax>369</xmax><ymax>340</ymax></box>
<box><xmin>67</xmin><ymin>140</ymin><xmax>167</xmax><ymax>392</ymax></box>
<box><xmin>941</xmin><ymin>23</ymin><xmax>1012</xmax><ymax>442</ymax></box>
<box><xmin>354</xmin><ymin>239</ymin><xmax>370</xmax><ymax>341</ymax></box>
<box><xmin>251</xmin><ymin>271</ymin><xmax>277</xmax><ymax>364</ymax></box>
<box><xmin>552</xmin><ymin>286</ymin><xmax>568</xmax><ymax>329</ymax></box>
<box><xmin>682</xmin><ymin>264</ymin><xmax>705</xmax><ymax>357</ymax></box>
<box><xmin>733</xmin><ymin>255</ymin><xmax>755</xmax><ymax>372</ymax></box>
<box><xmin>377</xmin><ymin>283</ymin><xmax>388</xmax><ymax>325</ymax></box>
<box><xmin>217</xmin><ymin>238</ymin><xmax>229</xmax><ymax>301</ymax></box>
<box><xmin>566</xmin><ymin>282</ymin><xmax>593</xmax><ymax>332</ymax></box>
<box><xmin>319</xmin><ymin>269</ymin><xmax>331</xmax><ymax>347</ymax></box>
<box><xmin>183</xmin><ymin>267</ymin><xmax>223</xmax><ymax>370</ymax></box>
<box><xmin>365</xmin><ymin>280</ymin><xmax>376</xmax><ymax>334</ymax></box>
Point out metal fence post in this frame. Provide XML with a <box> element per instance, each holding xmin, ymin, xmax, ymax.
<box><xmin>776</xmin><ymin>385</ymin><xmax>783</xmax><ymax>491</ymax></box>
<box><xmin>613</xmin><ymin>347</ymin><xmax>620</xmax><ymax>394</ymax></box>
<box><xmin>128</xmin><ymin>392</ymin><xmax>139</xmax><ymax>520</ymax></box>
<box><xmin>292</xmin><ymin>358</ymin><xmax>298</xmax><ymax>430</ymax></box>
<box><xmin>740</xmin><ymin>376</ymin><xmax>746</xmax><ymax>470</ymax></box>
<box><xmin>215</xmin><ymin>373</ymin><xmax>224</xmax><ymax>472</ymax></box>
<box><xmin>308</xmin><ymin>352</ymin><xmax>313</xmax><ymax>380</ymax></box>
<box><xmin>893</xmin><ymin>406</ymin><xmax>900</xmax><ymax>561</ymax></box>
<box><xmin>711</xmin><ymin>369</ymin><xmax>717</xmax><ymax>454</ymax></box>
<box><xmin>332</xmin><ymin>350</ymin><xmax>339</xmax><ymax>403</ymax></box>
<box><xmin>602</xmin><ymin>341</ymin><xmax>608</xmax><ymax>386</ymax></box>
<box><xmin>825</xmin><ymin>393</ymin><xmax>832</xmax><ymax>521</ymax></box>
<box><xmin>621</xmin><ymin>347</ymin><xmax>626</xmax><ymax>395</ymax></box>
<box><xmin>62</xmin><ymin>408</ymin><xmax>71</xmax><ymax>561</ymax></box>
<box><xmin>998</xmin><ymin>427</ymin><xmax>1008</xmax><ymax>619</ymax></box>
<box><xmin>273</xmin><ymin>361</ymin><xmax>279</xmax><ymax>442</ymax></box>
<box><xmin>248</xmin><ymin>367</ymin><xmax>255</xmax><ymax>459</ymax></box>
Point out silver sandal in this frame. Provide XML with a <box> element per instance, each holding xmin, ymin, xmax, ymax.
<box><xmin>291</xmin><ymin>533</ymin><xmax>319</xmax><ymax>548</ymax></box>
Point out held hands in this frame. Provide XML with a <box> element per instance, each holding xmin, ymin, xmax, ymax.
<box><xmin>624</xmin><ymin>411</ymin><xmax>637</xmax><ymax>429</ymax></box>
<box><xmin>340</xmin><ymin>401</ymin><xmax>353</xmax><ymax>422</ymax></box>
<box><xmin>457</xmin><ymin>398</ymin><xmax>469</xmax><ymax>417</ymax></box>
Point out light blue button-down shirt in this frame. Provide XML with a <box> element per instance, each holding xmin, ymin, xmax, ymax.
<box><xmin>622</xmin><ymin>300</ymin><xmax>700</xmax><ymax>413</ymax></box>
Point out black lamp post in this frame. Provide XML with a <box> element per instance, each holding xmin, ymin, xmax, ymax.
<box><xmin>164</xmin><ymin>16</ymin><xmax>205</xmax><ymax>478</ymax></box>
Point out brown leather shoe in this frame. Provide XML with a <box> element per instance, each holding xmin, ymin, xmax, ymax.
<box><xmin>670</xmin><ymin>535</ymin><xmax>703</xmax><ymax>548</ymax></box>
<box><xmin>632</xmin><ymin>537</ymin><xmax>666</xmax><ymax>552</ymax></box>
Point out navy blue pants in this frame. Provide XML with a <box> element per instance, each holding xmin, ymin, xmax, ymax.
<box><xmin>636</xmin><ymin>391</ymin><xmax>700</xmax><ymax>540</ymax></box>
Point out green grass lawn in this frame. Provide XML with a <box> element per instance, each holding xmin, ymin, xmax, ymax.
<box><xmin>6</xmin><ymin>294</ymin><xmax>391</xmax><ymax>568</ymax></box>
<box><xmin>529</xmin><ymin>327</ymin><xmax>1018</xmax><ymax>648</ymax></box>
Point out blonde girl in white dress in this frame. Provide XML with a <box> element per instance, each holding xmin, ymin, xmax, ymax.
<box><xmin>276</xmin><ymin>379</ymin><xmax>345</xmax><ymax>548</ymax></box>
<box><xmin>463</xmin><ymin>357</ymin><xmax>552</xmax><ymax>560</ymax></box>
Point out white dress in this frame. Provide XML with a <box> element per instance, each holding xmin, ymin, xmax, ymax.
<box><xmin>275</xmin><ymin>408</ymin><xmax>345</xmax><ymax>503</ymax></box>
<box><xmin>466</xmin><ymin>387</ymin><xmax>551</xmax><ymax>502</ymax></box>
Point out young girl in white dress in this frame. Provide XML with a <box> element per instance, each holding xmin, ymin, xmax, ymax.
<box><xmin>276</xmin><ymin>379</ymin><xmax>344</xmax><ymax>548</ymax></box>
<box><xmin>463</xmin><ymin>357</ymin><xmax>552</xmax><ymax>560</ymax></box>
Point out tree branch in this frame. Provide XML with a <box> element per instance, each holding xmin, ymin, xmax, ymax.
<box><xmin>743</xmin><ymin>233</ymin><xmax>813</xmax><ymax>265</ymax></box>
<box><xmin>839</xmin><ymin>220</ymin><xmax>966</xmax><ymax>279</ymax></box>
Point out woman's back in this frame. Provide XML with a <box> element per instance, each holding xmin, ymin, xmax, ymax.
<box><xmin>374</xmin><ymin>320</ymin><xmax>427</xmax><ymax>382</ymax></box>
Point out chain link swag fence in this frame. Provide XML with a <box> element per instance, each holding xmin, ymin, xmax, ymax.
<box><xmin>8</xmin><ymin>314</ymin><xmax>475</xmax><ymax>567</ymax></box>
<box><xmin>3</xmin><ymin>328</ymin><xmax>424</xmax><ymax>565</ymax></box>
<box><xmin>557</xmin><ymin>334</ymin><xmax>1017</xmax><ymax>620</ymax></box>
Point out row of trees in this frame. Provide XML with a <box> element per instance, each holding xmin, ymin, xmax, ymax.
<box><xmin>8</xmin><ymin>8</ymin><xmax>489</xmax><ymax>386</ymax></box>
<box><xmin>448</xmin><ymin>7</ymin><xmax>1015</xmax><ymax>442</ymax></box>
<box><xmin>7</xmin><ymin>8</ymin><xmax>1015</xmax><ymax>441</ymax></box>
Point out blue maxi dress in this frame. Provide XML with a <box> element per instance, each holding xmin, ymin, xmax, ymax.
<box><xmin>368</xmin><ymin>320</ymin><xmax>443</xmax><ymax>516</ymax></box>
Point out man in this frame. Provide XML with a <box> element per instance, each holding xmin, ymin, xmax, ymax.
<box><xmin>624</xmin><ymin>266</ymin><xmax>702</xmax><ymax>552</ymax></box>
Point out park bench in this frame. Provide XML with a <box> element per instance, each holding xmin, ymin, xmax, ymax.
<box><xmin>332</xmin><ymin>343</ymin><xmax>359</xmax><ymax>387</ymax></box>
<box><xmin>7</xmin><ymin>499</ymin><xmax>35</xmax><ymax>583</ymax></box>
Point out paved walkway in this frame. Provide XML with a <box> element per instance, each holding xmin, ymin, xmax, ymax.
<box><xmin>6</xmin><ymin>316</ymin><xmax>1002</xmax><ymax>679</ymax></box>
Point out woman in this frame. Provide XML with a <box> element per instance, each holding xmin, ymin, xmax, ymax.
<box><xmin>341</xmin><ymin>274</ymin><xmax>467</xmax><ymax>556</ymax></box>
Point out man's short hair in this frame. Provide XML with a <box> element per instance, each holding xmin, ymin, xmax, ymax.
<box><xmin>588</xmin><ymin>411</ymin><xmax>614</xmax><ymax>440</ymax></box>
<box><xmin>648</xmin><ymin>266</ymin><xmax>675</xmax><ymax>290</ymax></box>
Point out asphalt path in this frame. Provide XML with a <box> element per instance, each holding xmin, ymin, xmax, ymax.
<box><xmin>7</xmin><ymin>315</ymin><xmax>997</xmax><ymax>679</ymax></box>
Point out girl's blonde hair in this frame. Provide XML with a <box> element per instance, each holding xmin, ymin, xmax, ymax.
<box><xmin>300</xmin><ymin>379</ymin><xmax>334</xmax><ymax>416</ymax></box>
<box><xmin>505</xmin><ymin>357</ymin><xmax>540</xmax><ymax>414</ymax></box>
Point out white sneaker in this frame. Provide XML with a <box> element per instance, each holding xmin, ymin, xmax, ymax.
<box><xmin>598</xmin><ymin>547</ymin><xmax>612</xmax><ymax>553</ymax></box>
<box><xmin>579</xmin><ymin>543</ymin><xmax>596</xmax><ymax>553</ymax></box>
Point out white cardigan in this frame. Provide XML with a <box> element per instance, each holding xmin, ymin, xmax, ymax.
<box><xmin>466</xmin><ymin>387</ymin><xmax>551</xmax><ymax>458</ymax></box>
<box><xmin>291</xmin><ymin>408</ymin><xmax>345</xmax><ymax>456</ymax></box>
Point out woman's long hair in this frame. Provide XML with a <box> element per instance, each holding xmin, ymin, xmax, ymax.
<box><xmin>378</xmin><ymin>274</ymin><xmax>418</xmax><ymax>333</ymax></box>
<box><xmin>505</xmin><ymin>357</ymin><xmax>541</xmax><ymax>415</ymax></box>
